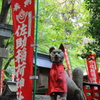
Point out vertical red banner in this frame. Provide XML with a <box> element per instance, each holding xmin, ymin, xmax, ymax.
<box><xmin>86</xmin><ymin>54</ymin><xmax>99</xmax><ymax>84</ymax></box>
<box><xmin>0</xmin><ymin>70</ymin><xmax>4</xmax><ymax>95</ymax></box>
<box><xmin>12</xmin><ymin>73</ymin><xmax>15</xmax><ymax>82</ymax></box>
<box><xmin>64</xmin><ymin>49</ymin><xmax>72</xmax><ymax>78</ymax></box>
<box><xmin>11</xmin><ymin>0</ymin><xmax>35</xmax><ymax>100</ymax></box>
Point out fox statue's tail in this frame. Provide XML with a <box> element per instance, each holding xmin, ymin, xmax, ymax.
<box><xmin>72</xmin><ymin>67</ymin><xmax>87</xmax><ymax>100</ymax></box>
<box><xmin>72</xmin><ymin>67</ymin><xmax>83</xmax><ymax>90</ymax></box>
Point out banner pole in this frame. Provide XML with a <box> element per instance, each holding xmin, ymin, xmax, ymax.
<box><xmin>33</xmin><ymin>0</ymin><xmax>39</xmax><ymax>99</ymax></box>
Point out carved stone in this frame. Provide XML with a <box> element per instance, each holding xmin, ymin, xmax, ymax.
<box><xmin>0</xmin><ymin>24</ymin><xmax>13</xmax><ymax>39</ymax></box>
<box><xmin>0</xmin><ymin>48</ymin><xmax>8</xmax><ymax>58</ymax></box>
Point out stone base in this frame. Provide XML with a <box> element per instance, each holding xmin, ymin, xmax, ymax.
<box><xmin>35</xmin><ymin>95</ymin><xmax>59</xmax><ymax>100</ymax></box>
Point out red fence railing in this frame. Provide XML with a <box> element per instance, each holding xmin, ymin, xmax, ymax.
<box><xmin>83</xmin><ymin>82</ymin><xmax>100</xmax><ymax>100</ymax></box>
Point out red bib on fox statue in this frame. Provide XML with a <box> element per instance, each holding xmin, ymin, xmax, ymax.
<box><xmin>48</xmin><ymin>63</ymin><xmax>67</xmax><ymax>95</ymax></box>
<box><xmin>48</xmin><ymin>44</ymin><xmax>67</xmax><ymax>100</ymax></box>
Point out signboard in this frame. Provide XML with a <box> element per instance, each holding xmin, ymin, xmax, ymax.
<box><xmin>11</xmin><ymin>0</ymin><xmax>35</xmax><ymax>100</ymax></box>
<box><xmin>86</xmin><ymin>54</ymin><xmax>99</xmax><ymax>83</ymax></box>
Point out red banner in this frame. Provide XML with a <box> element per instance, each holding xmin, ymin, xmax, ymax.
<box><xmin>0</xmin><ymin>70</ymin><xmax>4</xmax><ymax>95</ymax></box>
<box><xmin>11</xmin><ymin>0</ymin><xmax>35</xmax><ymax>100</ymax></box>
<box><xmin>86</xmin><ymin>54</ymin><xmax>99</xmax><ymax>84</ymax></box>
<box><xmin>64</xmin><ymin>49</ymin><xmax>72</xmax><ymax>78</ymax></box>
<box><xmin>12</xmin><ymin>73</ymin><xmax>15</xmax><ymax>82</ymax></box>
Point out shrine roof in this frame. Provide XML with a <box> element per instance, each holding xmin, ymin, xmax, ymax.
<box><xmin>33</xmin><ymin>52</ymin><xmax>52</xmax><ymax>69</ymax></box>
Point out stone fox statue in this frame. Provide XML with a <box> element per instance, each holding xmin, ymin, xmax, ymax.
<box><xmin>48</xmin><ymin>44</ymin><xmax>86</xmax><ymax>100</ymax></box>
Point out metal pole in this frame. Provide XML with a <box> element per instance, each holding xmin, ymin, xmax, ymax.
<box><xmin>33</xmin><ymin>0</ymin><xmax>39</xmax><ymax>99</ymax></box>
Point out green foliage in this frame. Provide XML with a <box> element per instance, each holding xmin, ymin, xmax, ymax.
<box><xmin>0</xmin><ymin>1</ymin><xmax>2</xmax><ymax>13</ymax></box>
<box><xmin>0</xmin><ymin>0</ymin><xmax>92</xmax><ymax>81</ymax></box>
<box><xmin>80</xmin><ymin>0</ymin><xmax>100</xmax><ymax>60</ymax></box>
<box><xmin>3</xmin><ymin>34</ymin><xmax>14</xmax><ymax>80</ymax></box>
<box><xmin>37</xmin><ymin>0</ymin><xmax>89</xmax><ymax>70</ymax></box>
<box><xmin>38</xmin><ymin>0</ymin><xmax>85</xmax><ymax>52</ymax></box>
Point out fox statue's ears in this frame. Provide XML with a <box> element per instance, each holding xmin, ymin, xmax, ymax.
<box><xmin>49</xmin><ymin>46</ymin><xmax>55</xmax><ymax>53</ymax></box>
<box><xmin>59</xmin><ymin>44</ymin><xmax>65</xmax><ymax>52</ymax></box>
<box><xmin>49</xmin><ymin>44</ymin><xmax>65</xmax><ymax>53</ymax></box>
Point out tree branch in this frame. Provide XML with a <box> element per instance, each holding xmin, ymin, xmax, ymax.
<box><xmin>4</xmin><ymin>55</ymin><xmax>14</xmax><ymax>70</ymax></box>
